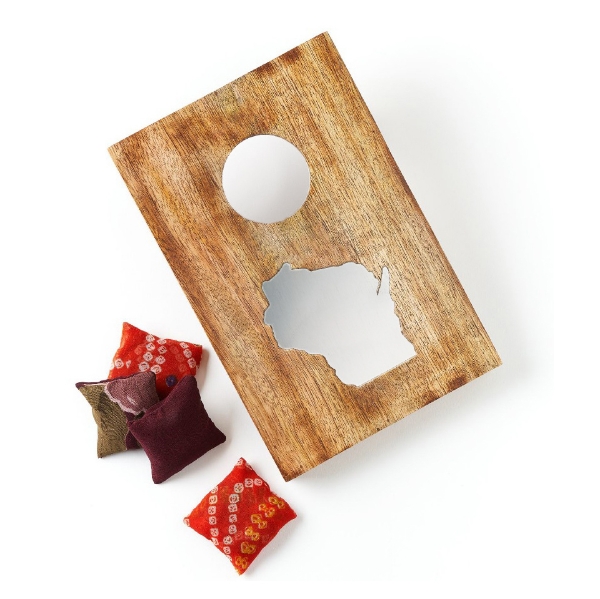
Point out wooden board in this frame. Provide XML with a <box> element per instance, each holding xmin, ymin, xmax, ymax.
<box><xmin>109</xmin><ymin>32</ymin><xmax>501</xmax><ymax>481</ymax></box>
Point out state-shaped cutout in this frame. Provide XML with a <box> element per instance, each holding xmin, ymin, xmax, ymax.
<box><xmin>263</xmin><ymin>262</ymin><xmax>416</xmax><ymax>386</ymax></box>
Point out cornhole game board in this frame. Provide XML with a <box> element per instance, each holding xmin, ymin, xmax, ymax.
<box><xmin>109</xmin><ymin>33</ymin><xmax>501</xmax><ymax>481</ymax></box>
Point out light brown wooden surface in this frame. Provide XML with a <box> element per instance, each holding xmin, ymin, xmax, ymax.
<box><xmin>109</xmin><ymin>32</ymin><xmax>501</xmax><ymax>480</ymax></box>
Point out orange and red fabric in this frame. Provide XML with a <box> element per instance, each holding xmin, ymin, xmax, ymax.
<box><xmin>184</xmin><ymin>458</ymin><xmax>296</xmax><ymax>574</ymax></box>
<box><xmin>108</xmin><ymin>322</ymin><xmax>203</xmax><ymax>398</ymax></box>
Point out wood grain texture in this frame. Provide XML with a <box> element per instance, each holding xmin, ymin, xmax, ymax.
<box><xmin>109</xmin><ymin>33</ymin><xmax>501</xmax><ymax>480</ymax></box>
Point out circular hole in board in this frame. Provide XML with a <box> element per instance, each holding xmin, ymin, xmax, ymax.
<box><xmin>222</xmin><ymin>135</ymin><xmax>310</xmax><ymax>224</ymax></box>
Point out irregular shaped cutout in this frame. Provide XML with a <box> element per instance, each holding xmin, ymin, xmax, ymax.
<box><xmin>263</xmin><ymin>263</ymin><xmax>416</xmax><ymax>386</ymax></box>
<box><xmin>222</xmin><ymin>135</ymin><xmax>310</xmax><ymax>223</ymax></box>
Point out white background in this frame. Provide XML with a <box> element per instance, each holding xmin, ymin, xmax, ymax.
<box><xmin>0</xmin><ymin>1</ymin><xmax>593</xmax><ymax>596</ymax></box>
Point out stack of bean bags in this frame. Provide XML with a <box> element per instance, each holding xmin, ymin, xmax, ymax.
<box><xmin>76</xmin><ymin>322</ymin><xmax>225</xmax><ymax>483</ymax></box>
<box><xmin>76</xmin><ymin>323</ymin><xmax>296</xmax><ymax>574</ymax></box>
